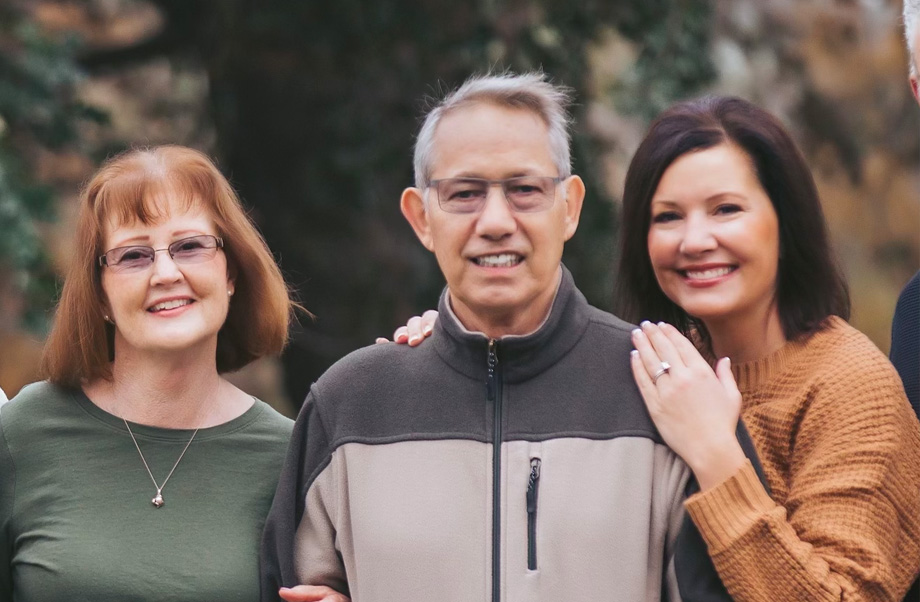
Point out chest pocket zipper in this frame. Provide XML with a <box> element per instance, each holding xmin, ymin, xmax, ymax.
<box><xmin>526</xmin><ymin>457</ymin><xmax>542</xmax><ymax>570</ymax></box>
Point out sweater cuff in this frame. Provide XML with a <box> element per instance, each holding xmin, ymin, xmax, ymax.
<box><xmin>684</xmin><ymin>460</ymin><xmax>776</xmax><ymax>554</ymax></box>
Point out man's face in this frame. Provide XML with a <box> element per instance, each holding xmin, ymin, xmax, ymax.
<box><xmin>401</xmin><ymin>102</ymin><xmax>584</xmax><ymax>338</ymax></box>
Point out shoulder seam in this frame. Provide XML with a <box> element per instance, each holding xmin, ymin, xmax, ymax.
<box><xmin>302</xmin><ymin>384</ymin><xmax>338</xmax><ymax>497</ymax></box>
<box><xmin>308</xmin><ymin>382</ymin><xmax>335</xmax><ymax>449</ymax></box>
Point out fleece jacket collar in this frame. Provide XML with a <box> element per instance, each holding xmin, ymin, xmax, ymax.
<box><xmin>432</xmin><ymin>264</ymin><xmax>592</xmax><ymax>384</ymax></box>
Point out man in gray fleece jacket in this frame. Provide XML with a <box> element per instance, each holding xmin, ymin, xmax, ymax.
<box><xmin>261</xmin><ymin>72</ymin><xmax>727</xmax><ymax>602</ymax></box>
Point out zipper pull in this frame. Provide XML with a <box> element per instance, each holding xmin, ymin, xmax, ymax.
<box><xmin>526</xmin><ymin>457</ymin><xmax>541</xmax><ymax>571</ymax></box>
<box><xmin>526</xmin><ymin>458</ymin><xmax>541</xmax><ymax>513</ymax></box>
<box><xmin>487</xmin><ymin>339</ymin><xmax>498</xmax><ymax>401</ymax></box>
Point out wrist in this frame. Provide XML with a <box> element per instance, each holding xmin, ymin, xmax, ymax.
<box><xmin>687</xmin><ymin>438</ymin><xmax>747</xmax><ymax>492</ymax></box>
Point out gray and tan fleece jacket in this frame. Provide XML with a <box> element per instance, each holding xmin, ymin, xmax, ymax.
<box><xmin>261</xmin><ymin>267</ymin><xmax>717</xmax><ymax>602</ymax></box>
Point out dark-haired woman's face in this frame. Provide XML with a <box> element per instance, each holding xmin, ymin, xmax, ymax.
<box><xmin>646</xmin><ymin>143</ymin><xmax>781</xmax><ymax>329</ymax></box>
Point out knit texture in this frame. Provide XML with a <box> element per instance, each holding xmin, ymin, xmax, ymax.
<box><xmin>685</xmin><ymin>316</ymin><xmax>920</xmax><ymax>602</ymax></box>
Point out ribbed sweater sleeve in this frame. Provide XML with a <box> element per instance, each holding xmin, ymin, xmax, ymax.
<box><xmin>684</xmin><ymin>318</ymin><xmax>920</xmax><ymax>602</ymax></box>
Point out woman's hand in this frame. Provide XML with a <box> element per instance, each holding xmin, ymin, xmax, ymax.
<box><xmin>375</xmin><ymin>309</ymin><xmax>438</xmax><ymax>346</ymax></box>
<box><xmin>279</xmin><ymin>585</ymin><xmax>350</xmax><ymax>602</ymax></box>
<box><xmin>630</xmin><ymin>321</ymin><xmax>746</xmax><ymax>491</ymax></box>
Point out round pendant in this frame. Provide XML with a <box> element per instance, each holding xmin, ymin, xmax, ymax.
<box><xmin>152</xmin><ymin>493</ymin><xmax>165</xmax><ymax>508</ymax></box>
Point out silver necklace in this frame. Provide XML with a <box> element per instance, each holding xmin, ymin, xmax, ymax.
<box><xmin>124</xmin><ymin>419</ymin><xmax>199</xmax><ymax>508</ymax></box>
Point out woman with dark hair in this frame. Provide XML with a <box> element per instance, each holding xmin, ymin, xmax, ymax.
<box><xmin>0</xmin><ymin>146</ymin><xmax>334</xmax><ymax>601</ymax></box>
<box><xmin>622</xmin><ymin>96</ymin><xmax>920</xmax><ymax>601</ymax></box>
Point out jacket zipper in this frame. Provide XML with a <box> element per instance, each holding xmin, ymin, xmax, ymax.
<box><xmin>526</xmin><ymin>457</ymin><xmax>541</xmax><ymax>570</ymax></box>
<box><xmin>487</xmin><ymin>339</ymin><xmax>502</xmax><ymax>602</ymax></box>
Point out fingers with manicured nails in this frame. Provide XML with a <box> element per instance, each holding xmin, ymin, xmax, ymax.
<box><xmin>279</xmin><ymin>585</ymin><xmax>350</xmax><ymax>602</ymax></box>
<box><xmin>639</xmin><ymin>321</ymin><xmax>685</xmax><ymax>371</ymax></box>
<box><xmin>389</xmin><ymin>310</ymin><xmax>439</xmax><ymax>346</ymax></box>
<box><xmin>658</xmin><ymin>322</ymin><xmax>710</xmax><ymax>369</ymax></box>
<box><xmin>420</xmin><ymin>309</ymin><xmax>438</xmax><ymax>336</ymax></box>
<box><xmin>407</xmin><ymin>310</ymin><xmax>438</xmax><ymax>345</ymax></box>
<box><xmin>406</xmin><ymin>315</ymin><xmax>424</xmax><ymax>345</ymax></box>
<box><xmin>631</xmin><ymin>325</ymin><xmax>668</xmax><ymax>382</ymax></box>
<box><xmin>391</xmin><ymin>325</ymin><xmax>409</xmax><ymax>344</ymax></box>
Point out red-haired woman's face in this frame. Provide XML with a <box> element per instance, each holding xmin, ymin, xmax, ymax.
<box><xmin>99</xmin><ymin>199</ymin><xmax>234</xmax><ymax>363</ymax></box>
<box><xmin>646</xmin><ymin>143</ymin><xmax>780</xmax><ymax>330</ymax></box>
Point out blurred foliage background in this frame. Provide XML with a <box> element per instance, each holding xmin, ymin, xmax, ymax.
<box><xmin>1</xmin><ymin>0</ymin><xmax>917</xmax><ymax>414</ymax></box>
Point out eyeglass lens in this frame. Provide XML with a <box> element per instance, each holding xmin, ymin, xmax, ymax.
<box><xmin>103</xmin><ymin>235</ymin><xmax>221</xmax><ymax>273</ymax></box>
<box><xmin>435</xmin><ymin>176</ymin><xmax>558</xmax><ymax>214</ymax></box>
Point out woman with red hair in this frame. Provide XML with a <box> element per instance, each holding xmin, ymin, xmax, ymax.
<box><xmin>1</xmin><ymin>146</ymin><xmax>306</xmax><ymax>601</ymax></box>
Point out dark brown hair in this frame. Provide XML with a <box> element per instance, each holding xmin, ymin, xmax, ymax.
<box><xmin>42</xmin><ymin>145</ymin><xmax>301</xmax><ymax>386</ymax></box>
<box><xmin>614</xmin><ymin>96</ymin><xmax>849</xmax><ymax>341</ymax></box>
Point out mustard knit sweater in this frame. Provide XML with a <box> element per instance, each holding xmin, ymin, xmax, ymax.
<box><xmin>685</xmin><ymin>317</ymin><xmax>920</xmax><ymax>601</ymax></box>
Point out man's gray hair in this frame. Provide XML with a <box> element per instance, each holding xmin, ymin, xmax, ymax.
<box><xmin>413</xmin><ymin>72</ymin><xmax>574</xmax><ymax>189</ymax></box>
<box><xmin>906</xmin><ymin>0</ymin><xmax>920</xmax><ymax>77</ymax></box>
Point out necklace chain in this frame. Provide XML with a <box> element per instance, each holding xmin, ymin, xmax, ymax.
<box><xmin>124</xmin><ymin>418</ymin><xmax>199</xmax><ymax>508</ymax></box>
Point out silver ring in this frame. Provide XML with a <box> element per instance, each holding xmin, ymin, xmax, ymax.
<box><xmin>652</xmin><ymin>362</ymin><xmax>671</xmax><ymax>384</ymax></box>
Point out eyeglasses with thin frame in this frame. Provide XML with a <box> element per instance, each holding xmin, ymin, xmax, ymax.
<box><xmin>98</xmin><ymin>235</ymin><xmax>224</xmax><ymax>273</ymax></box>
<box><xmin>428</xmin><ymin>176</ymin><xmax>563</xmax><ymax>214</ymax></box>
